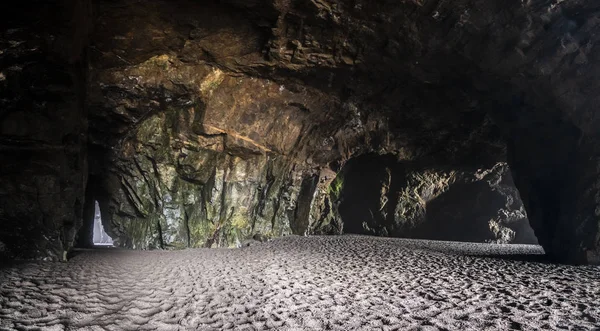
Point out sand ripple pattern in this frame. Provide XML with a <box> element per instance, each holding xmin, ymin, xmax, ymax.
<box><xmin>0</xmin><ymin>235</ymin><xmax>599</xmax><ymax>330</ymax></box>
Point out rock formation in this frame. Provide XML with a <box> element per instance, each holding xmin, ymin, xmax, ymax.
<box><xmin>328</xmin><ymin>155</ymin><xmax>536</xmax><ymax>244</ymax></box>
<box><xmin>0</xmin><ymin>0</ymin><xmax>598</xmax><ymax>264</ymax></box>
<box><xmin>0</xmin><ymin>0</ymin><xmax>91</xmax><ymax>260</ymax></box>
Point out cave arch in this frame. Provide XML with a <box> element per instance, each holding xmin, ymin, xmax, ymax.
<box><xmin>335</xmin><ymin>153</ymin><xmax>537</xmax><ymax>244</ymax></box>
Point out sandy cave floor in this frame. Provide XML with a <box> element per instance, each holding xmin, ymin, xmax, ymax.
<box><xmin>0</xmin><ymin>235</ymin><xmax>599</xmax><ymax>331</ymax></box>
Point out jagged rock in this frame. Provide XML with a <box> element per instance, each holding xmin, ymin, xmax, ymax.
<box><xmin>0</xmin><ymin>0</ymin><xmax>91</xmax><ymax>261</ymax></box>
<box><xmin>97</xmin><ymin>104</ymin><xmax>304</xmax><ymax>249</ymax></box>
<box><xmin>323</xmin><ymin>155</ymin><xmax>536</xmax><ymax>244</ymax></box>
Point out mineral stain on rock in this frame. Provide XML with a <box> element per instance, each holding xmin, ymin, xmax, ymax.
<box><xmin>1</xmin><ymin>1</ymin><xmax>600</xmax><ymax>330</ymax></box>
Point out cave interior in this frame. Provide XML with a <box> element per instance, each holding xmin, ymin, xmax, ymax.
<box><xmin>0</xmin><ymin>0</ymin><xmax>599</xmax><ymax>266</ymax></box>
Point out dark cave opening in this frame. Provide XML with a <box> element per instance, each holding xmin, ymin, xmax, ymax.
<box><xmin>417</xmin><ymin>180</ymin><xmax>537</xmax><ymax>244</ymax></box>
<box><xmin>337</xmin><ymin>153</ymin><xmax>538</xmax><ymax>244</ymax></box>
<box><xmin>0</xmin><ymin>0</ymin><xmax>596</xmax><ymax>267</ymax></box>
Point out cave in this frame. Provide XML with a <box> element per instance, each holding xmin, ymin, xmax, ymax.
<box><xmin>0</xmin><ymin>0</ymin><xmax>599</xmax><ymax>329</ymax></box>
<box><xmin>337</xmin><ymin>153</ymin><xmax>538</xmax><ymax>244</ymax></box>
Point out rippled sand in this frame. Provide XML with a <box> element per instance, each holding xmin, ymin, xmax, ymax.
<box><xmin>0</xmin><ymin>235</ymin><xmax>599</xmax><ymax>330</ymax></box>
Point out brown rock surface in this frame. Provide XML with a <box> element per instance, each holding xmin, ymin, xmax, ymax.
<box><xmin>0</xmin><ymin>0</ymin><xmax>598</xmax><ymax>263</ymax></box>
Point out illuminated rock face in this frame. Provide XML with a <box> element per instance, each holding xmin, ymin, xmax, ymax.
<box><xmin>0</xmin><ymin>0</ymin><xmax>599</xmax><ymax>263</ymax></box>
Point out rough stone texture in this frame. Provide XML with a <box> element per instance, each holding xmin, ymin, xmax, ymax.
<box><xmin>330</xmin><ymin>154</ymin><xmax>536</xmax><ymax>244</ymax></box>
<box><xmin>400</xmin><ymin>163</ymin><xmax>536</xmax><ymax>244</ymax></box>
<box><xmin>102</xmin><ymin>114</ymin><xmax>302</xmax><ymax>248</ymax></box>
<box><xmin>0</xmin><ymin>1</ymin><xmax>91</xmax><ymax>260</ymax></box>
<box><xmin>0</xmin><ymin>0</ymin><xmax>599</xmax><ymax>263</ymax></box>
<box><xmin>89</xmin><ymin>53</ymin><xmax>324</xmax><ymax>248</ymax></box>
<box><xmin>84</xmin><ymin>0</ymin><xmax>510</xmax><ymax>251</ymax></box>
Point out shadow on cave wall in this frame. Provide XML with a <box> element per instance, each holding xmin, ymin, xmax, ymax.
<box><xmin>337</xmin><ymin>153</ymin><xmax>538</xmax><ymax>244</ymax></box>
<box><xmin>338</xmin><ymin>154</ymin><xmax>403</xmax><ymax>236</ymax></box>
<box><xmin>414</xmin><ymin>180</ymin><xmax>503</xmax><ymax>242</ymax></box>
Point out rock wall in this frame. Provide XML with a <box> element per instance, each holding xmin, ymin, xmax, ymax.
<box><xmin>88</xmin><ymin>55</ymin><xmax>325</xmax><ymax>248</ymax></box>
<box><xmin>0</xmin><ymin>0</ymin><xmax>599</xmax><ymax>263</ymax></box>
<box><xmin>0</xmin><ymin>0</ymin><xmax>91</xmax><ymax>260</ymax></box>
<box><xmin>323</xmin><ymin>154</ymin><xmax>536</xmax><ymax>244</ymax></box>
<box><xmin>78</xmin><ymin>0</ymin><xmax>522</xmax><ymax>252</ymax></box>
<box><xmin>100</xmin><ymin>111</ymin><xmax>303</xmax><ymax>248</ymax></box>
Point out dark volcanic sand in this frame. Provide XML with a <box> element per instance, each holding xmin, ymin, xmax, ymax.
<box><xmin>0</xmin><ymin>235</ymin><xmax>599</xmax><ymax>330</ymax></box>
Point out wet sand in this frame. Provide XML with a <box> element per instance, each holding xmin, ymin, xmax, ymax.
<box><xmin>0</xmin><ymin>235</ymin><xmax>598</xmax><ymax>330</ymax></box>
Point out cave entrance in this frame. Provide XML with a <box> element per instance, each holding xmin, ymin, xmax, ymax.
<box><xmin>336</xmin><ymin>153</ymin><xmax>538</xmax><ymax>244</ymax></box>
<box><xmin>93</xmin><ymin>201</ymin><xmax>113</xmax><ymax>246</ymax></box>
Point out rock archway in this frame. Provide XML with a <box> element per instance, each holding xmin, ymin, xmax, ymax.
<box><xmin>326</xmin><ymin>153</ymin><xmax>537</xmax><ymax>244</ymax></box>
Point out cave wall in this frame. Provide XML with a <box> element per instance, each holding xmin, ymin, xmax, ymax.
<box><xmin>402</xmin><ymin>163</ymin><xmax>536</xmax><ymax>244</ymax></box>
<box><xmin>85</xmin><ymin>0</ymin><xmax>506</xmax><ymax>249</ymax></box>
<box><xmin>102</xmin><ymin>109</ymin><xmax>303</xmax><ymax>248</ymax></box>
<box><xmin>0</xmin><ymin>0</ymin><xmax>598</xmax><ymax>263</ymax></box>
<box><xmin>327</xmin><ymin>154</ymin><xmax>536</xmax><ymax>244</ymax></box>
<box><xmin>88</xmin><ymin>51</ymin><xmax>331</xmax><ymax>248</ymax></box>
<box><xmin>82</xmin><ymin>0</ymin><xmax>599</xmax><ymax>264</ymax></box>
<box><xmin>0</xmin><ymin>0</ymin><xmax>91</xmax><ymax>260</ymax></box>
